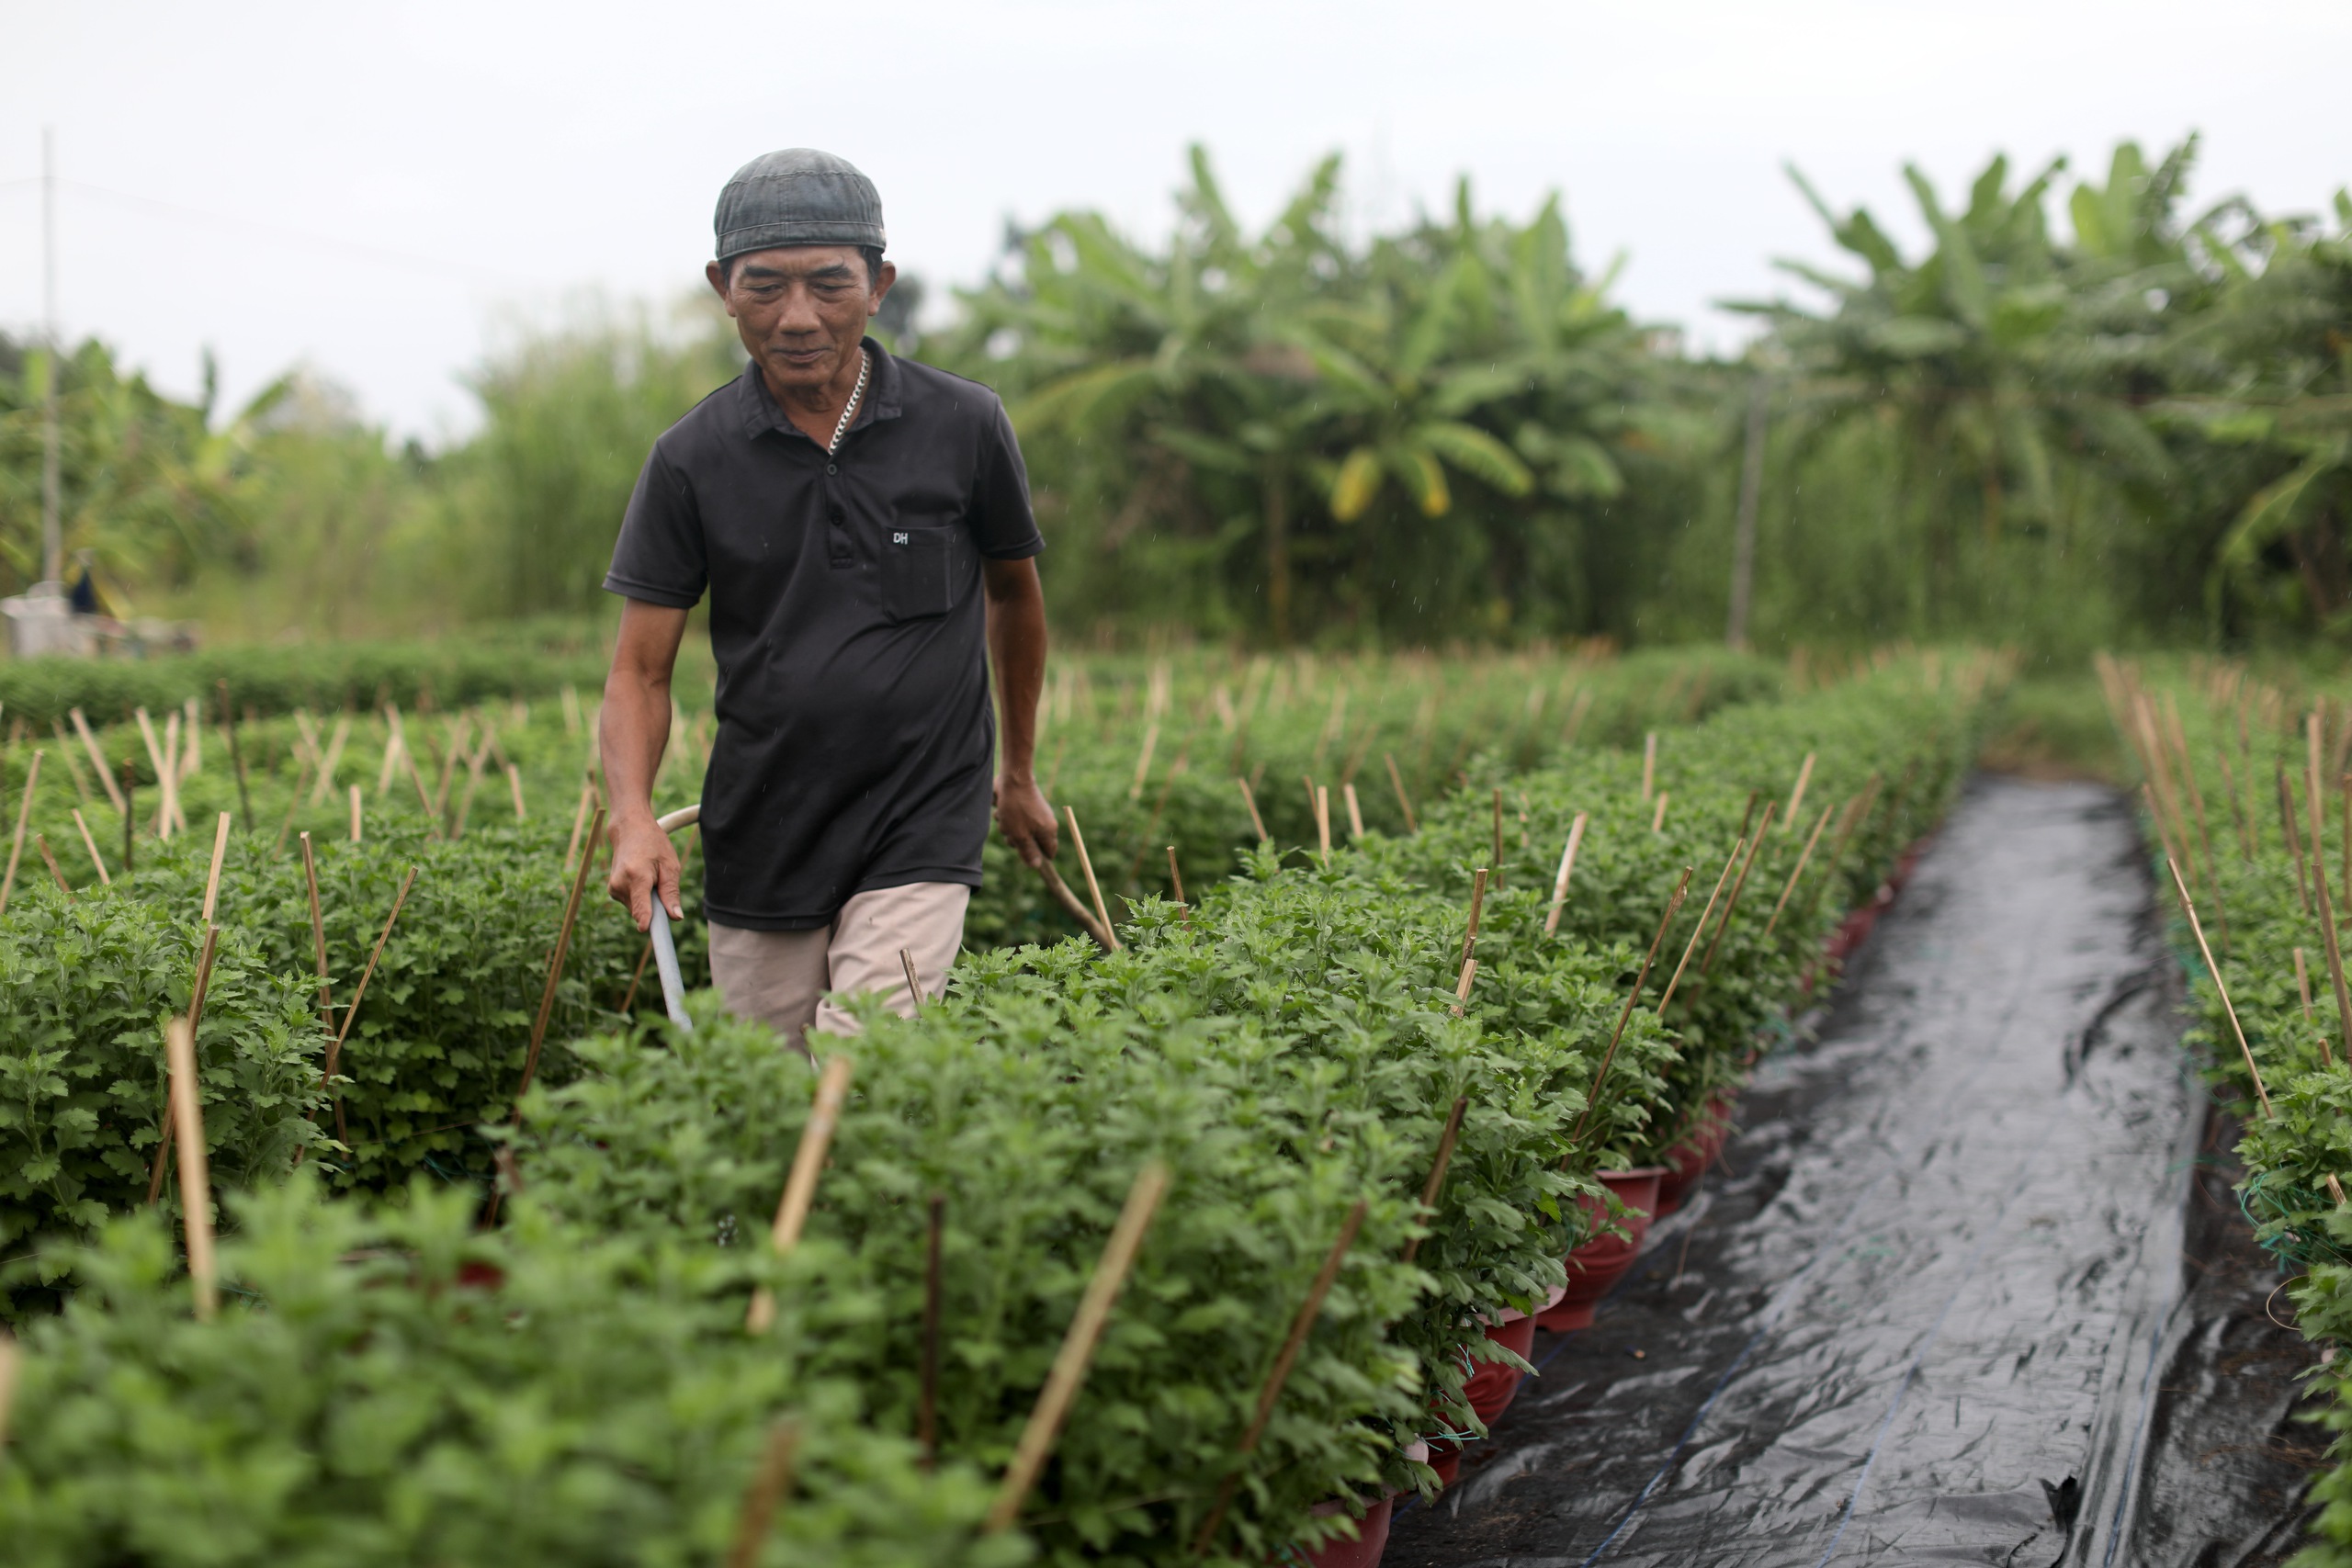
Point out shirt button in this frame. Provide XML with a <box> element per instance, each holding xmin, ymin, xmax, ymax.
<box><xmin>826</xmin><ymin>463</ymin><xmax>838</xmax><ymax>475</ymax></box>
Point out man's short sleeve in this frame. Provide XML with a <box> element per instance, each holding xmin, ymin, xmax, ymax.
<box><xmin>968</xmin><ymin>400</ymin><xmax>1045</xmax><ymax>560</ymax></box>
<box><xmin>603</xmin><ymin>445</ymin><xmax>707</xmax><ymax>607</ymax></box>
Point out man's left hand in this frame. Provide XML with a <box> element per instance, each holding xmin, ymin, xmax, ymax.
<box><xmin>994</xmin><ymin>773</ymin><xmax>1058</xmax><ymax>868</ymax></box>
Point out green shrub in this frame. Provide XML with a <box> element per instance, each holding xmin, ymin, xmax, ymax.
<box><xmin>0</xmin><ymin>1172</ymin><xmax>1025</xmax><ymax>1568</ymax></box>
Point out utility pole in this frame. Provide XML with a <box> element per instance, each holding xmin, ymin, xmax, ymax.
<box><xmin>40</xmin><ymin>127</ymin><xmax>62</xmax><ymax>588</ymax></box>
<box><xmin>1724</xmin><ymin>373</ymin><xmax>1768</xmax><ymax>650</ymax></box>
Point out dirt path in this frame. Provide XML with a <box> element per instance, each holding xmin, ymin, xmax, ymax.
<box><xmin>1385</xmin><ymin>775</ymin><xmax>2319</xmax><ymax>1568</ymax></box>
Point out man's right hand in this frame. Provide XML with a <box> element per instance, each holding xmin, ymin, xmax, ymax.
<box><xmin>608</xmin><ymin>814</ymin><xmax>685</xmax><ymax>932</ymax></box>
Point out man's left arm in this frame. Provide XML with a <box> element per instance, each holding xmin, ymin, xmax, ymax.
<box><xmin>984</xmin><ymin>557</ymin><xmax>1057</xmax><ymax>868</ymax></box>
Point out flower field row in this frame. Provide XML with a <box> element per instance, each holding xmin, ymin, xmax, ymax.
<box><xmin>2103</xmin><ymin>659</ymin><xmax>2352</xmax><ymax>1568</ymax></box>
<box><xmin>0</xmin><ymin>647</ymin><xmax>1997</xmax><ymax>1565</ymax></box>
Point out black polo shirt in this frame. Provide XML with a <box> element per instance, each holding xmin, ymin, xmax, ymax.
<box><xmin>604</xmin><ymin>340</ymin><xmax>1043</xmax><ymax>930</ymax></box>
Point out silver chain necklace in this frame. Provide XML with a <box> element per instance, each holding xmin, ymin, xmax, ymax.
<box><xmin>828</xmin><ymin>346</ymin><xmax>871</xmax><ymax>455</ymax></box>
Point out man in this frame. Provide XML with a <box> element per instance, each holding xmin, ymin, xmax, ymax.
<box><xmin>601</xmin><ymin>148</ymin><xmax>1056</xmax><ymax>1041</ymax></box>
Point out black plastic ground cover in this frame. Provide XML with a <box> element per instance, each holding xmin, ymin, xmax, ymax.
<box><xmin>1387</xmin><ymin>776</ymin><xmax>2324</xmax><ymax>1568</ymax></box>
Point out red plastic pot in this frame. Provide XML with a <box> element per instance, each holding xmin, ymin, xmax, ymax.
<box><xmin>1653</xmin><ymin>1094</ymin><xmax>1734</xmax><ymax>1217</ymax></box>
<box><xmin>1299</xmin><ymin>1494</ymin><xmax>1393</xmax><ymax>1568</ymax></box>
<box><xmin>1462</xmin><ymin>1311</ymin><xmax>1539</xmax><ymax>1425</ymax></box>
<box><xmin>1535</xmin><ymin>1167</ymin><xmax>1664</xmax><ymax>1333</ymax></box>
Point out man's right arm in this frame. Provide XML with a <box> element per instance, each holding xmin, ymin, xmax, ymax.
<box><xmin>603</xmin><ymin>598</ymin><xmax>691</xmax><ymax>931</ymax></box>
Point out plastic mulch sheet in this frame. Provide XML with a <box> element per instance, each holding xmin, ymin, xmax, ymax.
<box><xmin>1387</xmin><ymin>776</ymin><xmax>2319</xmax><ymax>1568</ymax></box>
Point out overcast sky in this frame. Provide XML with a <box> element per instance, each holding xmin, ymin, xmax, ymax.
<box><xmin>4</xmin><ymin>0</ymin><xmax>2346</xmax><ymax>441</ymax></box>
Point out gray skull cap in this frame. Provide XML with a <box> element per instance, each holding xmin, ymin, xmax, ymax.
<box><xmin>714</xmin><ymin>148</ymin><xmax>886</xmax><ymax>261</ymax></box>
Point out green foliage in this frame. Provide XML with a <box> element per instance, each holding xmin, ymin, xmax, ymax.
<box><xmin>0</xmin><ymin>338</ymin><xmax>285</xmax><ymax>595</ymax></box>
<box><xmin>0</xmin><ymin>648</ymin><xmax>1993</xmax><ymax>1562</ymax></box>
<box><xmin>0</xmin><ymin>886</ymin><xmax>325</xmax><ymax>1291</ymax></box>
<box><xmin>0</xmin><ymin>634</ymin><xmax>608</xmax><ymax>728</ymax></box>
<box><xmin>929</xmin><ymin>149</ymin><xmax>1677</xmax><ymax>644</ymax></box>
<box><xmin>2114</xmin><ymin>660</ymin><xmax>2352</xmax><ymax>1562</ymax></box>
<box><xmin>0</xmin><ymin>1172</ymin><xmax>1025</xmax><ymax>1568</ymax></box>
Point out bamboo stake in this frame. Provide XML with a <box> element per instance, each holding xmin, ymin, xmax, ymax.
<box><xmin>164</xmin><ymin>1017</ymin><xmax>219</xmax><ymax>1322</ymax></box>
<box><xmin>1764</xmin><ymin>802</ymin><xmax>1836</xmax><ymax>938</ymax></box>
<box><xmin>147</xmin><ymin>922</ymin><xmax>222</xmax><ymax>1204</ymax></box>
<box><xmin>0</xmin><ymin>1333</ymin><xmax>17</xmax><ymax>1450</ymax></box>
<box><xmin>1128</xmin><ymin>719</ymin><xmax>1159</xmax><ymax>802</ymax></box>
<box><xmin>200</xmin><ymin>811</ymin><xmax>231</xmax><ymax>924</ymax></box>
<box><xmin>1650</xmin><ymin>792</ymin><xmax>1670</xmax><ymax>833</ymax></box>
<box><xmin>49</xmin><ymin>719</ymin><xmax>92</xmax><ymax>807</ymax></box>
<box><xmin>2217</xmin><ymin>745</ymin><xmax>2254</xmax><ymax>861</ymax></box>
<box><xmin>1544</xmin><ymin>812</ymin><xmax>1589</xmax><ymax>937</ymax></box>
<box><xmin>71</xmin><ymin>807</ymin><xmax>108</xmax><ymax>886</ymax></box>
<box><xmin>2166</xmin><ymin>857</ymin><xmax>2272</xmax><ymax>1119</ymax></box>
<box><xmin>1401</xmin><ymin>1097</ymin><xmax>1469</xmax><ymax>1265</ymax></box>
<box><xmin>1452</xmin><ymin>957</ymin><xmax>1479</xmax><ymax>1017</ymax></box>
<box><xmin>217</xmin><ymin>681</ymin><xmax>251</xmax><ymax>832</ymax></box>
<box><xmin>35</xmin><ymin>835</ymin><xmax>74</xmax><ymax>902</ymax></box>
<box><xmin>1491</xmin><ymin>788</ymin><xmax>1505</xmax><ymax>886</ymax></box>
<box><xmin>71</xmin><ymin>708</ymin><xmax>125</xmax><ymax>813</ymax></box>
<box><xmin>2312</xmin><ymin>715</ymin><xmax>2333</xmax><ymax>910</ymax></box>
<box><xmin>272</xmin><ymin>758</ymin><xmax>312</xmax><ymax>857</ymax></box>
<box><xmin>747</xmin><ymin>1054</ymin><xmax>855</xmax><ymax>1333</ymax></box>
<box><xmin>1783</xmin><ymin>751</ymin><xmax>1815</xmax><ymax>831</ymax></box>
<box><xmin>161</xmin><ymin>712</ymin><xmax>183</xmax><ymax>838</ymax></box>
<box><xmin>1065</xmin><ymin>807</ymin><xmax>1118</xmax><ymax>950</ymax></box>
<box><xmin>1571</xmin><ymin>869</ymin><xmax>1694</xmax><ymax>1144</ymax></box>
<box><xmin>349</xmin><ymin>784</ymin><xmax>362</xmax><ymax>844</ymax></box>
<box><xmin>310</xmin><ymin>715</ymin><xmax>352</xmax><ymax>805</ymax></box>
<box><xmin>120</xmin><ymin>761</ymin><xmax>134</xmax><ymax>876</ymax></box>
<box><xmin>133</xmin><ymin>710</ymin><xmax>167</xmax><ymax>835</ymax></box>
<box><xmin>1455</xmin><ymin>868</ymin><xmax>1489</xmax><ymax>981</ymax></box>
<box><xmin>181</xmin><ymin>695</ymin><xmax>202</xmax><ymax>781</ymax></box>
<box><xmin>1166</xmin><ymin>845</ymin><xmax>1188</xmax><ymax>911</ymax></box>
<box><xmin>0</xmin><ymin>750</ymin><xmax>40</xmax><ymax>917</ymax></box>
<box><xmin>920</xmin><ymin>1192</ymin><xmax>944</xmax><ymax>1472</ymax></box>
<box><xmin>1315</xmin><ymin>785</ymin><xmax>1332</xmax><ymax>863</ymax></box>
<box><xmin>2280</xmin><ymin>768</ymin><xmax>2313</xmax><ymax>914</ymax></box>
<box><xmin>725</xmin><ymin>1418</ymin><xmax>803</xmax><ymax>1568</ymax></box>
<box><xmin>1237</xmin><ymin>776</ymin><xmax>1268</xmax><ymax>841</ymax></box>
<box><xmin>2163</xmin><ymin>695</ymin><xmax>2220</xmax><ymax>892</ymax></box>
<box><xmin>326</xmin><ymin>867</ymin><xmax>418</xmax><ymax>1144</ymax></box>
<box><xmin>507</xmin><ymin>762</ymin><xmax>527</xmax><ymax>821</ymax></box>
<box><xmin>377</xmin><ymin>709</ymin><xmax>404</xmax><ymax>797</ymax></box>
<box><xmin>1799</xmin><ymin>777</ymin><xmax>1881</xmax><ymax>927</ymax></box>
<box><xmin>1343</xmin><ymin>781</ymin><xmax>1364</xmax><ymax>840</ymax></box>
<box><xmin>2314</xmin><ymin>870</ymin><xmax>2351</xmax><ymax>1072</ymax></box>
<box><xmin>899</xmin><ymin>947</ymin><xmax>925</xmax><ymax>1013</ymax></box>
<box><xmin>618</xmin><ymin>937</ymin><xmax>653</xmax><ymax>1013</ymax></box>
<box><xmin>1657</xmin><ymin>840</ymin><xmax>1743</xmax><ymax>1015</ymax></box>
<box><xmin>2342</xmin><ymin>779</ymin><xmax>2350</xmax><ymax>912</ymax></box>
<box><xmin>513</xmin><ymin>810</ymin><xmax>603</xmax><ymax>1117</ymax></box>
<box><xmin>1702</xmin><ymin>802</ymin><xmax>1777</xmax><ymax>976</ymax></box>
<box><xmin>300</xmin><ymin>833</ymin><xmax>333</xmax><ymax>1032</ymax></box>
<box><xmin>2297</xmin><ymin>947</ymin><xmax>2316</xmax><ymax>1024</ymax></box>
<box><xmin>564</xmin><ymin>774</ymin><xmax>595</xmax><ymax>870</ymax></box>
<box><xmin>1384</xmin><ymin>753</ymin><xmax>1418</xmax><ymax>834</ymax></box>
<box><xmin>1640</xmin><ymin>732</ymin><xmax>1657</xmax><ymax>803</ymax></box>
<box><xmin>1033</xmin><ymin>859</ymin><xmax>1116</xmax><ymax>950</ymax></box>
<box><xmin>1189</xmin><ymin>1199</ymin><xmax>1369</xmax><ymax>1555</ymax></box>
<box><xmin>147</xmin><ymin>924</ymin><xmax>222</xmax><ymax>1204</ymax></box>
<box><xmin>983</xmin><ymin>1159</ymin><xmax>1170</xmax><ymax>1533</ymax></box>
<box><xmin>450</xmin><ymin>731</ymin><xmax>492</xmax><ymax>838</ymax></box>
<box><xmin>430</xmin><ymin>715</ymin><xmax>469</xmax><ymax>820</ymax></box>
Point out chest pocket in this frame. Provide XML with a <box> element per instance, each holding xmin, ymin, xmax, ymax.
<box><xmin>876</xmin><ymin>524</ymin><xmax>971</xmax><ymax>622</ymax></box>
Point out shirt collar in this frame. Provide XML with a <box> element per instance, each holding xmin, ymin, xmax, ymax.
<box><xmin>737</xmin><ymin>336</ymin><xmax>904</xmax><ymax>445</ymax></box>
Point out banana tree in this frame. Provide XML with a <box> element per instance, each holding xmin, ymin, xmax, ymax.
<box><xmin>1735</xmin><ymin>148</ymin><xmax>2177</xmax><ymax>637</ymax></box>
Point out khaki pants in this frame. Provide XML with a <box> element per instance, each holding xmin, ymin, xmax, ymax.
<box><xmin>707</xmin><ymin>882</ymin><xmax>971</xmax><ymax>1044</ymax></box>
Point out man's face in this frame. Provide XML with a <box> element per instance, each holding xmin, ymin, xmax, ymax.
<box><xmin>707</xmin><ymin>245</ymin><xmax>896</xmax><ymax>395</ymax></box>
